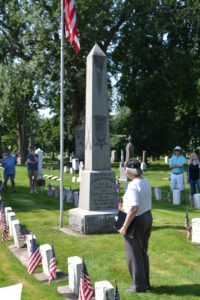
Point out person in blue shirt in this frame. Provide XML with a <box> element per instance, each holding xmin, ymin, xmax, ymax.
<box><xmin>2</xmin><ymin>148</ymin><xmax>17</xmax><ymax>192</ymax></box>
<box><xmin>169</xmin><ymin>146</ymin><xmax>186</xmax><ymax>203</ymax></box>
<box><xmin>27</xmin><ymin>145</ymin><xmax>38</xmax><ymax>194</ymax></box>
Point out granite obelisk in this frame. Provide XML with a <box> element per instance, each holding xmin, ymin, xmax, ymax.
<box><xmin>69</xmin><ymin>44</ymin><xmax>117</xmax><ymax>234</ymax></box>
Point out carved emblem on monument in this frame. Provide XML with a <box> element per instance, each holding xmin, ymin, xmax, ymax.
<box><xmin>94</xmin><ymin>115</ymin><xmax>107</xmax><ymax>148</ymax></box>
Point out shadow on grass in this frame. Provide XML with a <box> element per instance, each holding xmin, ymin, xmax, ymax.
<box><xmin>152</xmin><ymin>225</ymin><xmax>184</xmax><ymax>231</ymax></box>
<box><xmin>0</xmin><ymin>185</ymin><xmax>75</xmax><ymax>213</ymax></box>
<box><xmin>152</xmin><ymin>284</ymin><xmax>200</xmax><ymax>296</ymax></box>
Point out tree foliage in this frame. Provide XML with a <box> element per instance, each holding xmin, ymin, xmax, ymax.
<box><xmin>0</xmin><ymin>0</ymin><xmax>200</xmax><ymax>158</ymax></box>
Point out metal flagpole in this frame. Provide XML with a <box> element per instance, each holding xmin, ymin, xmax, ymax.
<box><xmin>60</xmin><ymin>0</ymin><xmax>64</xmax><ymax>228</ymax></box>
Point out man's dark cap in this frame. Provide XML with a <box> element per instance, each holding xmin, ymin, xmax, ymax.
<box><xmin>125</xmin><ymin>159</ymin><xmax>141</xmax><ymax>169</ymax></box>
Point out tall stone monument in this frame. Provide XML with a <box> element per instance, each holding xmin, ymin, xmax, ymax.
<box><xmin>69</xmin><ymin>44</ymin><xmax>117</xmax><ymax>234</ymax></box>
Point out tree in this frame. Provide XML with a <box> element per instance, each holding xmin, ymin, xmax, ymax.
<box><xmin>111</xmin><ymin>0</ymin><xmax>200</xmax><ymax>155</ymax></box>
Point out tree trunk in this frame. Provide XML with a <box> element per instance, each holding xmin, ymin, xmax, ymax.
<box><xmin>17</xmin><ymin>108</ymin><xmax>27</xmax><ymax>164</ymax></box>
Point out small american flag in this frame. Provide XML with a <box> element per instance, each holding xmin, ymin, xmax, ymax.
<box><xmin>49</xmin><ymin>243</ymin><xmax>57</xmax><ymax>284</ymax></box>
<box><xmin>114</xmin><ymin>284</ymin><xmax>120</xmax><ymax>300</ymax></box>
<box><xmin>28</xmin><ymin>237</ymin><xmax>42</xmax><ymax>275</ymax></box>
<box><xmin>2</xmin><ymin>215</ymin><xmax>8</xmax><ymax>243</ymax></box>
<box><xmin>0</xmin><ymin>198</ymin><xmax>4</xmax><ymax>225</ymax></box>
<box><xmin>78</xmin><ymin>259</ymin><xmax>95</xmax><ymax>300</ymax></box>
<box><xmin>19</xmin><ymin>224</ymin><xmax>30</xmax><ymax>241</ymax></box>
<box><xmin>64</xmin><ymin>0</ymin><xmax>80</xmax><ymax>52</ymax></box>
<box><xmin>185</xmin><ymin>212</ymin><xmax>191</xmax><ymax>240</ymax></box>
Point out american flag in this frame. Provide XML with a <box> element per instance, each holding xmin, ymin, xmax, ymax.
<box><xmin>2</xmin><ymin>214</ymin><xmax>8</xmax><ymax>243</ymax></box>
<box><xmin>78</xmin><ymin>259</ymin><xmax>95</xmax><ymax>300</ymax></box>
<box><xmin>0</xmin><ymin>198</ymin><xmax>4</xmax><ymax>225</ymax></box>
<box><xmin>28</xmin><ymin>237</ymin><xmax>42</xmax><ymax>275</ymax></box>
<box><xmin>64</xmin><ymin>0</ymin><xmax>80</xmax><ymax>52</ymax></box>
<box><xmin>19</xmin><ymin>224</ymin><xmax>30</xmax><ymax>241</ymax></box>
<box><xmin>114</xmin><ymin>284</ymin><xmax>120</xmax><ymax>300</ymax></box>
<box><xmin>49</xmin><ymin>244</ymin><xmax>57</xmax><ymax>284</ymax></box>
<box><xmin>185</xmin><ymin>212</ymin><xmax>191</xmax><ymax>240</ymax></box>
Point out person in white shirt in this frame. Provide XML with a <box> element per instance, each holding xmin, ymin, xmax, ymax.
<box><xmin>118</xmin><ymin>159</ymin><xmax>152</xmax><ymax>293</ymax></box>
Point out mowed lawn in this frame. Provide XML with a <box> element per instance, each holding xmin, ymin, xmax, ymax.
<box><xmin>1</xmin><ymin>161</ymin><xmax>200</xmax><ymax>300</ymax></box>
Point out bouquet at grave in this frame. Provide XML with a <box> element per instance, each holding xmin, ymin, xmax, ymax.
<box><xmin>49</xmin><ymin>242</ymin><xmax>57</xmax><ymax>285</ymax></box>
<box><xmin>28</xmin><ymin>237</ymin><xmax>42</xmax><ymax>275</ymax></box>
<box><xmin>185</xmin><ymin>212</ymin><xmax>191</xmax><ymax>240</ymax></box>
<box><xmin>78</xmin><ymin>259</ymin><xmax>95</xmax><ymax>300</ymax></box>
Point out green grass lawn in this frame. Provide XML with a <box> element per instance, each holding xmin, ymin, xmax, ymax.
<box><xmin>1</xmin><ymin>161</ymin><xmax>200</xmax><ymax>300</ymax></box>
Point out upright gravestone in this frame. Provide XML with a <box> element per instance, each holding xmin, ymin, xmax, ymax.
<box><xmin>125</xmin><ymin>135</ymin><xmax>134</xmax><ymax>162</ymax></box>
<box><xmin>69</xmin><ymin>44</ymin><xmax>117</xmax><ymax>234</ymax></box>
<box><xmin>141</xmin><ymin>150</ymin><xmax>147</xmax><ymax>171</ymax></box>
<box><xmin>35</xmin><ymin>148</ymin><xmax>43</xmax><ymax>179</ymax></box>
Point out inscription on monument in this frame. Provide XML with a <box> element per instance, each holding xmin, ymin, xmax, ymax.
<box><xmin>90</xmin><ymin>174</ymin><xmax>117</xmax><ymax>210</ymax></box>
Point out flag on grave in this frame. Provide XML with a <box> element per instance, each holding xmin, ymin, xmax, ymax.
<box><xmin>114</xmin><ymin>283</ymin><xmax>120</xmax><ymax>300</ymax></box>
<box><xmin>64</xmin><ymin>0</ymin><xmax>80</xmax><ymax>52</ymax></box>
<box><xmin>49</xmin><ymin>243</ymin><xmax>57</xmax><ymax>284</ymax></box>
<box><xmin>2</xmin><ymin>215</ymin><xmax>8</xmax><ymax>243</ymax></box>
<box><xmin>78</xmin><ymin>259</ymin><xmax>95</xmax><ymax>300</ymax></box>
<box><xmin>19</xmin><ymin>224</ymin><xmax>31</xmax><ymax>241</ymax></box>
<box><xmin>28</xmin><ymin>237</ymin><xmax>42</xmax><ymax>275</ymax></box>
<box><xmin>185</xmin><ymin>212</ymin><xmax>191</xmax><ymax>240</ymax></box>
<box><xmin>0</xmin><ymin>198</ymin><xmax>4</xmax><ymax>225</ymax></box>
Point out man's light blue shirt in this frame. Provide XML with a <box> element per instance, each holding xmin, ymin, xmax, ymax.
<box><xmin>169</xmin><ymin>155</ymin><xmax>186</xmax><ymax>174</ymax></box>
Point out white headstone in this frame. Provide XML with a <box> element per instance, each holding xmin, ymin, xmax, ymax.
<box><xmin>0</xmin><ymin>283</ymin><xmax>23</xmax><ymax>300</ymax></box>
<box><xmin>119</xmin><ymin>165</ymin><xmax>127</xmax><ymax>181</ymax></box>
<box><xmin>154</xmin><ymin>187</ymin><xmax>161</xmax><ymax>200</ymax></box>
<box><xmin>194</xmin><ymin>194</ymin><xmax>200</xmax><ymax>209</ymax></box>
<box><xmin>95</xmin><ymin>281</ymin><xmax>114</xmax><ymax>300</ymax></box>
<box><xmin>12</xmin><ymin>220</ymin><xmax>25</xmax><ymax>248</ymax></box>
<box><xmin>68</xmin><ymin>256</ymin><xmax>82</xmax><ymax>296</ymax></box>
<box><xmin>64</xmin><ymin>166</ymin><xmax>69</xmax><ymax>173</ymax></box>
<box><xmin>192</xmin><ymin>218</ymin><xmax>200</xmax><ymax>243</ymax></box>
<box><xmin>7</xmin><ymin>212</ymin><xmax>16</xmax><ymax>236</ymax></box>
<box><xmin>72</xmin><ymin>176</ymin><xmax>77</xmax><ymax>183</ymax></box>
<box><xmin>165</xmin><ymin>156</ymin><xmax>168</xmax><ymax>163</ymax></box>
<box><xmin>173</xmin><ymin>189</ymin><xmax>180</xmax><ymax>205</ymax></box>
<box><xmin>111</xmin><ymin>150</ymin><xmax>117</xmax><ymax>163</ymax></box>
<box><xmin>141</xmin><ymin>161</ymin><xmax>147</xmax><ymax>171</ymax></box>
<box><xmin>70</xmin><ymin>168</ymin><xmax>75</xmax><ymax>174</ymax></box>
<box><xmin>72</xmin><ymin>158</ymin><xmax>79</xmax><ymax>172</ymax></box>
<box><xmin>5</xmin><ymin>207</ymin><xmax>12</xmax><ymax>224</ymax></box>
<box><xmin>39</xmin><ymin>244</ymin><xmax>52</xmax><ymax>276</ymax></box>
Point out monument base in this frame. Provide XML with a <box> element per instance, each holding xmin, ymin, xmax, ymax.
<box><xmin>69</xmin><ymin>208</ymin><xmax>118</xmax><ymax>235</ymax></box>
<box><xmin>79</xmin><ymin>170</ymin><xmax>117</xmax><ymax>211</ymax></box>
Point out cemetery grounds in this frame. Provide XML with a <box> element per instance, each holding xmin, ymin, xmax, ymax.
<box><xmin>0</xmin><ymin>161</ymin><xmax>200</xmax><ymax>300</ymax></box>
